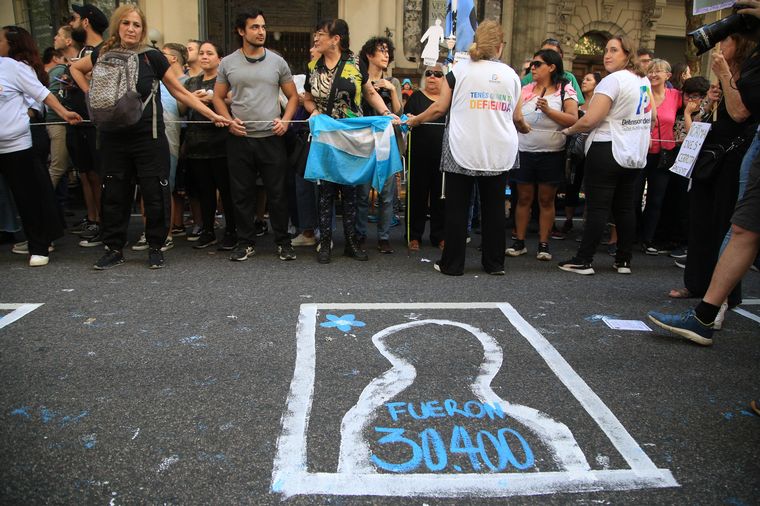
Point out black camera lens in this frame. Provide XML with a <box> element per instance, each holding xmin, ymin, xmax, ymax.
<box><xmin>689</xmin><ymin>10</ymin><xmax>760</xmax><ymax>55</ymax></box>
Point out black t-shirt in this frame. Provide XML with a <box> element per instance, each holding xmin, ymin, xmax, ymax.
<box><xmin>183</xmin><ymin>74</ymin><xmax>227</xmax><ymax>158</ymax></box>
<box><xmin>738</xmin><ymin>47</ymin><xmax>760</xmax><ymax>118</ymax></box>
<box><xmin>91</xmin><ymin>46</ymin><xmax>170</xmax><ymax>135</ymax></box>
<box><xmin>404</xmin><ymin>90</ymin><xmax>445</xmax><ymax>162</ymax></box>
<box><xmin>60</xmin><ymin>44</ymin><xmax>100</xmax><ymax>121</ymax></box>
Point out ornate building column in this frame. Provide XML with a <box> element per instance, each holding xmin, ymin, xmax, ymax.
<box><xmin>403</xmin><ymin>0</ymin><xmax>424</xmax><ymax>63</ymax></box>
<box><xmin>640</xmin><ymin>0</ymin><xmax>667</xmax><ymax>51</ymax></box>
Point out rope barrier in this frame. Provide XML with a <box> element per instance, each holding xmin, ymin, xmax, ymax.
<box><xmin>29</xmin><ymin>119</ymin><xmax>675</xmax><ymax>142</ymax></box>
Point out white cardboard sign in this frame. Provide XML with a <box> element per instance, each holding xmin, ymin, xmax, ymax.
<box><xmin>670</xmin><ymin>122</ymin><xmax>711</xmax><ymax>178</ymax></box>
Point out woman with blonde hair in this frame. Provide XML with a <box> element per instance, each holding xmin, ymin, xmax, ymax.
<box><xmin>406</xmin><ymin>20</ymin><xmax>529</xmax><ymax>276</ymax></box>
<box><xmin>70</xmin><ymin>4</ymin><xmax>229</xmax><ymax>270</ymax></box>
<box><xmin>558</xmin><ymin>35</ymin><xmax>654</xmax><ymax>275</ymax></box>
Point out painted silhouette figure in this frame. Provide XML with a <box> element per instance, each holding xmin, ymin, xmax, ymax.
<box><xmin>420</xmin><ymin>19</ymin><xmax>445</xmax><ymax>66</ymax></box>
<box><xmin>337</xmin><ymin>319</ymin><xmax>591</xmax><ymax>474</ymax></box>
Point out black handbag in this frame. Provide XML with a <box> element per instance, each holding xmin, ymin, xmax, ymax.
<box><xmin>657</xmin><ymin>148</ymin><xmax>677</xmax><ymax>169</ymax></box>
<box><xmin>690</xmin><ymin>144</ymin><xmax>725</xmax><ymax>182</ymax></box>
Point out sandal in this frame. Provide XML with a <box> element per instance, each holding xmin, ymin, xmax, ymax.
<box><xmin>668</xmin><ymin>287</ymin><xmax>692</xmax><ymax>299</ymax></box>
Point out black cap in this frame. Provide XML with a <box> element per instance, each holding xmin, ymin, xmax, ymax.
<box><xmin>72</xmin><ymin>4</ymin><xmax>109</xmax><ymax>35</ymax></box>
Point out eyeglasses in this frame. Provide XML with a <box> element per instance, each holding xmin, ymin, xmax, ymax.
<box><xmin>375</xmin><ymin>47</ymin><xmax>389</xmax><ymax>55</ymax></box>
<box><xmin>685</xmin><ymin>93</ymin><xmax>704</xmax><ymax>100</ymax></box>
<box><xmin>425</xmin><ymin>70</ymin><xmax>444</xmax><ymax>78</ymax></box>
<box><xmin>647</xmin><ymin>69</ymin><xmax>667</xmax><ymax>75</ymax></box>
<box><xmin>529</xmin><ymin>60</ymin><xmax>545</xmax><ymax>69</ymax></box>
<box><xmin>314</xmin><ymin>31</ymin><xmax>329</xmax><ymax>38</ymax></box>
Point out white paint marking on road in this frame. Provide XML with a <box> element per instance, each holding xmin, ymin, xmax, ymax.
<box><xmin>132</xmin><ymin>428</ymin><xmax>140</xmax><ymax>440</ymax></box>
<box><xmin>0</xmin><ymin>303</ymin><xmax>44</xmax><ymax>330</ymax></box>
<box><xmin>158</xmin><ymin>455</ymin><xmax>179</xmax><ymax>473</ymax></box>
<box><xmin>337</xmin><ymin>319</ymin><xmax>590</xmax><ymax>474</ymax></box>
<box><xmin>740</xmin><ymin>298</ymin><xmax>760</xmax><ymax>306</ymax></box>
<box><xmin>498</xmin><ymin>305</ymin><xmax>669</xmax><ymax>474</ymax></box>
<box><xmin>731</xmin><ymin>307</ymin><xmax>760</xmax><ymax>325</ymax></box>
<box><xmin>272</xmin><ymin>303</ymin><xmax>678</xmax><ymax>498</ymax></box>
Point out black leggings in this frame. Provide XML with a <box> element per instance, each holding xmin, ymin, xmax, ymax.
<box><xmin>189</xmin><ymin>157</ymin><xmax>235</xmax><ymax>236</ymax></box>
<box><xmin>576</xmin><ymin>142</ymin><xmax>640</xmax><ymax>264</ymax></box>
<box><xmin>0</xmin><ymin>148</ymin><xmax>62</xmax><ymax>255</ymax></box>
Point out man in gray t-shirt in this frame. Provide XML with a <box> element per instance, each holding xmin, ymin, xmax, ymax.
<box><xmin>213</xmin><ymin>9</ymin><xmax>299</xmax><ymax>261</ymax></box>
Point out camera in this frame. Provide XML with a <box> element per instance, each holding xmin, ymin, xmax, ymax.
<box><xmin>689</xmin><ymin>3</ymin><xmax>760</xmax><ymax>55</ymax></box>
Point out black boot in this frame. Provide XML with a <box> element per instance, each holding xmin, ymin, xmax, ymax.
<box><xmin>344</xmin><ymin>236</ymin><xmax>368</xmax><ymax>261</ymax></box>
<box><xmin>317</xmin><ymin>238</ymin><xmax>331</xmax><ymax>264</ymax></box>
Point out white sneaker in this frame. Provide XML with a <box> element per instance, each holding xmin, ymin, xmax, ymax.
<box><xmin>131</xmin><ymin>233</ymin><xmax>149</xmax><ymax>251</ymax></box>
<box><xmin>13</xmin><ymin>241</ymin><xmax>55</xmax><ymax>254</ymax></box>
<box><xmin>291</xmin><ymin>233</ymin><xmax>317</xmax><ymax>247</ymax></box>
<box><xmin>713</xmin><ymin>301</ymin><xmax>728</xmax><ymax>330</ymax></box>
<box><xmin>29</xmin><ymin>255</ymin><xmax>49</xmax><ymax>267</ymax></box>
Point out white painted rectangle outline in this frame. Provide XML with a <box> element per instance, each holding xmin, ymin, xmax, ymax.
<box><xmin>272</xmin><ymin>302</ymin><xmax>678</xmax><ymax>498</ymax></box>
<box><xmin>0</xmin><ymin>303</ymin><xmax>44</xmax><ymax>330</ymax></box>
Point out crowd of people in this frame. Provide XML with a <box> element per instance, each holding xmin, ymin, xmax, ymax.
<box><xmin>1</xmin><ymin>2</ymin><xmax>759</xmax><ymax>411</ymax></box>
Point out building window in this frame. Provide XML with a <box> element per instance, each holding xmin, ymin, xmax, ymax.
<box><xmin>574</xmin><ymin>32</ymin><xmax>607</xmax><ymax>56</ymax></box>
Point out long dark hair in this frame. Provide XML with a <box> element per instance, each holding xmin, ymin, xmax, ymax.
<box><xmin>315</xmin><ymin>18</ymin><xmax>350</xmax><ymax>53</ymax></box>
<box><xmin>2</xmin><ymin>25</ymin><xmax>47</xmax><ymax>86</ymax></box>
<box><xmin>533</xmin><ymin>48</ymin><xmax>564</xmax><ymax>87</ymax></box>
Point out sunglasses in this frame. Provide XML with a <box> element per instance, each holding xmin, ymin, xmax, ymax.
<box><xmin>529</xmin><ymin>60</ymin><xmax>545</xmax><ymax>69</ymax></box>
<box><xmin>425</xmin><ymin>70</ymin><xmax>444</xmax><ymax>78</ymax></box>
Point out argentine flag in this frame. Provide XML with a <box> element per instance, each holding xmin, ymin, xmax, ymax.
<box><xmin>305</xmin><ymin>115</ymin><xmax>404</xmax><ymax>190</ymax></box>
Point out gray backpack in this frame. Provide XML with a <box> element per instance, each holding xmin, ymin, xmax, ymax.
<box><xmin>87</xmin><ymin>46</ymin><xmax>159</xmax><ymax>136</ymax></box>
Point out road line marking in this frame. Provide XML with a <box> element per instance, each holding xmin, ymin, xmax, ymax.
<box><xmin>0</xmin><ymin>303</ymin><xmax>44</xmax><ymax>330</ymax></box>
<box><xmin>732</xmin><ymin>307</ymin><xmax>760</xmax><ymax>325</ymax></box>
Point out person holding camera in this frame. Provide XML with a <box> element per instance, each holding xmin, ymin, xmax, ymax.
<box><xmin>665</xmin><ymin>32</ymin><xmax>757</xmax><ymax>304</ymax></box>
<box><xmin>649</xmin><ymin>1</ymin><xmax>760</xmax><ymax>415</ymax></box>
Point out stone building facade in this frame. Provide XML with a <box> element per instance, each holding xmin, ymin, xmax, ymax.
<box><xmin>4</xmin><ymin>0</ymin><xmax>702</xmax><ymax>81</ymax></box>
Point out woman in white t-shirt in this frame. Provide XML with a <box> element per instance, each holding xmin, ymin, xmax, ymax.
<box><xmin>509</xmin><ymin>48</ymin><xmax>578</xmax><ymax>262</ymax></box>
<box><xmin>558</xmin><ymin>35</ymin><xmax>654</xmax><ymax>275</ymax></box>
<box><xmin>405</xmin><ymin>20</ymin><xmax>529</xmax><ymax>276</ymax></box>
<box><xmin>0</xmin><ymin>27</ymin><xmax>81</xmax><ymax>267</ymax></box>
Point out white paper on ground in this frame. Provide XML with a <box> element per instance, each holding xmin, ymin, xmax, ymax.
<box><xmin>603</xmin><ymin>318</ymin><xmax>652</xmax><ymax>331</ymax></box>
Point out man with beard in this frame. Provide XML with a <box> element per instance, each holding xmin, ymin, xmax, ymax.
<box><xmin>64</xmin><ymin>4</ymin><xmax>108</xmax><ymax>246</ymax></box>
<box><xmin>212</xmin><ymin>9</ymin><xmax>299</xmax><ymax>262</ymax></box>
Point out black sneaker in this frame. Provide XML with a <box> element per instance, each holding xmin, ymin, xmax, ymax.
<box><xmin>674</xmin><ymin>258</ymin><xmax>686</xmax><ymax>269</ymax></box>
<box><xmin>558</xmin><ymin>257</ymin><xmax>595</xmax><ymax>275</ymax></box>
<box><xmin>70</xmin><ymin>218</ymin><xmax>92</xmax><ymax>235</ymax></box>
<box><xmin>613</xmin><ymin>260</ymin><xmax>632</xmax><ymax>274</ymax></box>
<box><xmin>506</xmin><ymin>239</ymin><xmax>527</xmax><ymax>257</ymax></box>
<box><xmin>79</xmin><ymin>234</ymin><xmax>104</xmax><ymax>248</ymax></box>
<box><xmin>254</xmin><ymin>220</ymin><xmax>268</xmax><ymax>237</ymax></box>
<box><xmin>278</xmin><ymin>244</ymin><xmax>297</xmax><ymax>261</ymax></box>
<box><xmin>217</xmin><ymin>232</ymin><xmax>237</xmax><ymax>251</ymax></box>
<box><xmin>170</xmin><ymin>225</ymin><xmax>186</xmax><ymax>237</ymax></box>
<box><xmin>643</xmin><ymin>243</ymin><xmax>659</xmax><ymax>256</ymax></box>
<box><xmin>193</xmin><ymin>233</ymin><xmax>217</xmax><ymax>249</ymax></box>
<box><xmin>536</xmin><ymin>242</ymin><xmax>552</xmax><ymax>261</ymax></box>
<box><xmin>148</xmin><ymin>248</ymin><xmax>164</xmax><ymax>269</ymax></box>
<box><xmin>187</xmin><ymin>225</ymin><xmax>202</xmax><ymax>241</ymax></box>
<box><xmin>79</xmin><ymin>222</ymin><xmax>100</xmax><ymax>239</ymax></box>
<box><xmin>669</xmin><ymin>247</ymin><xmax>687</xmax><ymax>259</ymax></box>
<box><xmin>94</xmin><ymin>249</ymin><xmax>124</xmax><ymax>270</ymax></box>
<box><xmin>230</xmin><ymin>243</ymin><xmax>255</xmax><ymax>261</ymax></box>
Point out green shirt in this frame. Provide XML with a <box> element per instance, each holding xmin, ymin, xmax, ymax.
<box><xmin>522</xmin><ymin>70</ymin><xmax>584</xmax><ymax>105</ymax></box>
<box><xmin>45</xmin><ymin>64</ymin><xmax>68</xmax><ymax>121</ymax></box>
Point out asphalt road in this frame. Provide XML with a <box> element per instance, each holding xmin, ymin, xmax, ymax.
<box><xmin>1</xmin><ymin>219</ymin><xmax>758</xmax><ymax>505</ymax></box>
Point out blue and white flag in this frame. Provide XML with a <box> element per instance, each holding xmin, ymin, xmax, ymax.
<box><xmin>305</xmin><ymin>115</ymin><xmax>404</xmax><ymax>190</ymax></box>
<box><xmin>446</xmin><ymin>0</ymin><xmax>477</xmax><ymax>53</ymax></box>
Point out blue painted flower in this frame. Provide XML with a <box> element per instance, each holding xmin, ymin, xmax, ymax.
<box><xmin>320</xmin><ymin>314</ymin><xmax>366</xmax><ymax>333</ymax></box>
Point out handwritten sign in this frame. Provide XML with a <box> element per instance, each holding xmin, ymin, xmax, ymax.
<box><xmin>272</xmin><ymin>302</ymin><xmax>678</xmax><ymax>498</ymax></box>
<box><xmin>670</xmin><ymin>122</ymin><xmax>711</xmax><ymax>178</ymax></box>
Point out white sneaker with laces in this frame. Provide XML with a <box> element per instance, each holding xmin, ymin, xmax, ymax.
<box><xmin>29</xmin><ymin>255</ymin><xmax>49</xmax><ymax>267</ymax></box>
<box><xmin>292</xmin><ymin>233</ymin><xmax>317</xmax><ymax>247</ymax></box>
